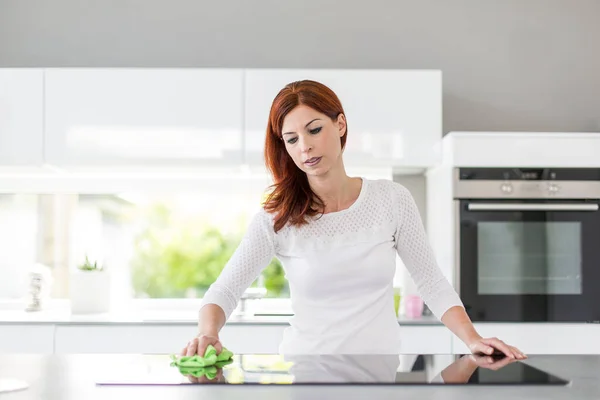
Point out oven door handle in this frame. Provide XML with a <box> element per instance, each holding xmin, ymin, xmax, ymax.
<box><xmin>467</xmin><ymin>203</ymin><xmax>599</xmax><ymax>211</ymax></box>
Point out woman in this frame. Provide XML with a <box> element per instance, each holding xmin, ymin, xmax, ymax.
<box><xmin>182</xmin><ymin>79</ymin><xmax>527</xmax><ymax>359</ymax></box>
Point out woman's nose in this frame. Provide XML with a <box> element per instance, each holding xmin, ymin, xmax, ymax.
<box><xmin>299</xmin><ymin>136</ymin><xmax>313</xmax><ymax>153</ymax></box>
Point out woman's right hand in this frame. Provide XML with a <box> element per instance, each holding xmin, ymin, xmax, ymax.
<box><xmin>181</xmin><ymin>333</ymin><xmax>223</xmax><ymax>357</ymax></box>
<box><xmin>180</xmin><ymin>333</ymin><xmax>226</xmax><ymax>384</ymax></box>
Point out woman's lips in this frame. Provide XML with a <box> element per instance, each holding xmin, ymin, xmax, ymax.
<box><xmin>304</xmin><ymin>156</ymin><xmax>322</xmax><ymax>166</ymax></box>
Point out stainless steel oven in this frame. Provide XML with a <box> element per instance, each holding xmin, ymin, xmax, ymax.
<box><xmin>455</xmin><ymin>168</ymin><xmax>600</xmax><ymax>322</ymax></box>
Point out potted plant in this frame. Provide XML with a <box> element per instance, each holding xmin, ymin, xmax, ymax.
<box><xmin>70</xmin><ymin>255</ymin><xmax>111</xmax><ymax>314</ymax></box>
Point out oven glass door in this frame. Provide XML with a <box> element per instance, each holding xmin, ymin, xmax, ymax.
<box><xmin>459</xmin><ymin>199</ymin><xmax>600</xmax><ymax>322</ymax></box>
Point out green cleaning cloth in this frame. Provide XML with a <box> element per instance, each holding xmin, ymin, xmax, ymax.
<box><xmin>177</xmin><ymin>365</ymin><xmax>220</xmax><ymax>380</ymax></box>
<box><xmin>170</xmin><ymin>344</ymin><xmax>234</xmax><ymax>378</ymax></box>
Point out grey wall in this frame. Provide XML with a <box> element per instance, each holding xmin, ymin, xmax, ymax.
<box><xmin>1</xmin><ymin>0</ymin><xmax>598</xmax><ymax>134</ymax></box>
<box><xmin>393</xmin><ymin>174</ymin><xmax>427</xmax><ymax>226</ymax></box>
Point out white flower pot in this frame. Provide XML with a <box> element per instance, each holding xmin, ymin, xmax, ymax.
<box><xmin>70</xmin><ymin>270</ymin><xmax>111</xmax><ymax>314</ymax></box>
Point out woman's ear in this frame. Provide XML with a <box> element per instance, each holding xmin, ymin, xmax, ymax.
<box><xmin>337</xmin><ymin>113</ymin><xmax>347</xmax><ymax>137</ymax></box>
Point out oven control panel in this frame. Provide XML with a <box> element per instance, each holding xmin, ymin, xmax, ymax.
<box><xmin>459</xmin><ymin>168</ymin><xmax>600</xmax><ymax>181</ymax></box>
<box><xmin>455</xmin><ymin>168</ymin><xmax>600</xmax><ymax>199</ymax></box>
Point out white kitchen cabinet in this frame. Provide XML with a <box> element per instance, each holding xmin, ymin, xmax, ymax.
<box><xmin>54</xmin><ymin>325</ymin><xmax>196</xmax><ymax>354</ymax></box>
<box><xmin>441</xmin><ymin>132</ymin><xmax>600</xmax><ymax>168</ymax></box>
<box><xmin>451</xmin><ymin>323</ymin><xmax>600</xmax><ymax>355</ymax></box>
<box><xmin>5</xmin><ymin>320</ymin><xmax>600</xmax><ymax>355</ymax></box>
<box><xmin>0</xmin><ymin>325</ymin><xmax>54</xmax><ymax>354</ymax></box>
<box><xmin>51</xmin><ymin>323</ymin><xmax>448</xmax><ymax>355</ymax></box>
<box><xmin>0</xmin><ymin>69</ymin><xmax>44</xmax><ymax>166</ymax></box>
<box><xmin>54</xmin><ymin>324</ymin><xmax>285</xmax><ymax>354</ymax></box>
<box><xmin>399</xmin><ymin>326</ymin><xmax>452</xmax><ymax>354</ymax></box>
<box><xmin>44</xmin><ymin>68</ymin><xmax>244</xmax><ymax>167</ymax></box>
<box><xmin>243</xmin><ymin>69</ymin><xmax>442</xmax><ymax>168</ymax></box>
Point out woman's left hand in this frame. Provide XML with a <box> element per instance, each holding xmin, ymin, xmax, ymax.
<box><xmin>467</xmin><ymin>336</ymin><xmax>527</xmax><ymax>360</ymax></box>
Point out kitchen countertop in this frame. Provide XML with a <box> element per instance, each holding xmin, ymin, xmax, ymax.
<box><xmin>0</xmin><ymin>308</ymin><xmax>442</xmax><ymax>326</ymax></box>
<box><xmin>0</xmin><ymin>354</ymin><xmax>598</xmax><ymax>399</ymax></box>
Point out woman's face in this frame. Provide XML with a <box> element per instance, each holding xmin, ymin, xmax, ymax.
<box><xmin>281</xmin><ymin>104</ymin><xmax>347</xmax><ymax>176</ymax></box>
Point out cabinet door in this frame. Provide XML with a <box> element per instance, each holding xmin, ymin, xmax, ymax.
<box><xmin>0</xmin><ymin>325</ymin><xmax>54</xmax><ymax>354</ymax></box>
<box><xmin>44</xmin><ymin>68</ymin><xmax>244</xmax><ymax>167</ymax></box>
<box><xmin>53</xmin><ymin>324</ymin><xmax>285</xmax><ymax>354</ymax></box>
<box><xmin>0</xmin><ymin>69</ymin><xmax>44</xmax><ymax>166</ymax></box>
<box><xmin>243</xmin><ymin>69</ymin><xmax>442</xmax><ymax>168</ymax></box>
<box><xmin>399</xmin><ymin>326</ymin><xmax>452</xmax><ymax>354</ymax></box>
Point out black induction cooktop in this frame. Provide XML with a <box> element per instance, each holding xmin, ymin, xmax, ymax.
<box><xmin>96</xmin><ymin>353</ymin><xmax>570</xmax><ymax>386</ymax></box>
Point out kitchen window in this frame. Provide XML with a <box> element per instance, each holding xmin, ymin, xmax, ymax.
<box><xmin>0</xmin><ymin>180</ymin><xmax>284</xmax><ymax>303</ymax></box>
<box><xmin>0</xmin><ymin>168</ymin><xmax>399</xmax><ymax>314</ymax></box>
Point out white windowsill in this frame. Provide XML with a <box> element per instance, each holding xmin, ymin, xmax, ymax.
<box><xmin>0</xmin><ymin>297</ymin><xmax>292</xmax><ymax>309</ymax></box>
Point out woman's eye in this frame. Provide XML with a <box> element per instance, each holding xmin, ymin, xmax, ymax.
<box><xmin>309</xmin><ymin>127</ymin><xmax>322</xmax><ymax>134</ymax></box>
<box><xmin>287</xmin><ymin>137</ymin><xmax>298</xmax><ymax>144</ymax></box>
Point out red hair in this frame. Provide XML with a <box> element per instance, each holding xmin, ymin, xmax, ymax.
<box><xmin>263</xmin><ymin>80</ymin><xmax>348</xmax><ymax>233</ymax></box>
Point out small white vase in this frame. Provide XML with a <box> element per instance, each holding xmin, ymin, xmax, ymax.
<box><xmin>70</xmin><ymin>270</ymin><xmax>111</xmax><ymax>314</ymax></box>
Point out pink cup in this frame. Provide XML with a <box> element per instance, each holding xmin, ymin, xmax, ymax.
<box><xmin>405</xmin><ymin>295</ymin><xmax>424</xmax><ymax>318</ymax></box>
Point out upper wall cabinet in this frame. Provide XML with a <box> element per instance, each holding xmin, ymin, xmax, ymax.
<box><xmin>0</xmin><ymin>69</ymin><xmax>44</xmax><ymax>166</ymax></box>
<box><xmin>44</xmin><ymin>69</ymin><xmax>244</xmax><ymax>168</ymax></box>
<box><xmin>243</xmin><ymin>69</ymin><xmax>442</xmax><ymax>168</ymax></box>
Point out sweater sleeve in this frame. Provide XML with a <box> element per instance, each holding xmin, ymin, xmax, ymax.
<box><xmin>199</xmin><ymin>209</ymin><xmax>276</xmax><ymax>319</ymax></box>
<box><xmin>392</xmin><ymin>182</ymin><xmax>464</xmax><ymax>320</ymax></box>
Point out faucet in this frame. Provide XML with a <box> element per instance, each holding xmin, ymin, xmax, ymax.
<box><xmin>237</xmin><ymin>287</ymin><xmax>267</xmax><ymax>315</ymax></box>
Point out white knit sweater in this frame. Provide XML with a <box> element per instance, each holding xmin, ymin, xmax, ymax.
<box><xmin>200</xmin><ymin>177</ymin><xmax>464</xmax><ymax>354</ymax></box>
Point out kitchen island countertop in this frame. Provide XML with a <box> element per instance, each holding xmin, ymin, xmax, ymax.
<box><xmin>0</xmin><ymin>354</ymin><xmax>598</xmax><ymax>400</ymax></box>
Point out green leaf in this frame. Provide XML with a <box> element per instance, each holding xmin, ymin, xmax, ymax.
<box><xmin>130</xmin><ymin>204</ymin><xmax>288</xmax><ymax>299</ymax></box>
